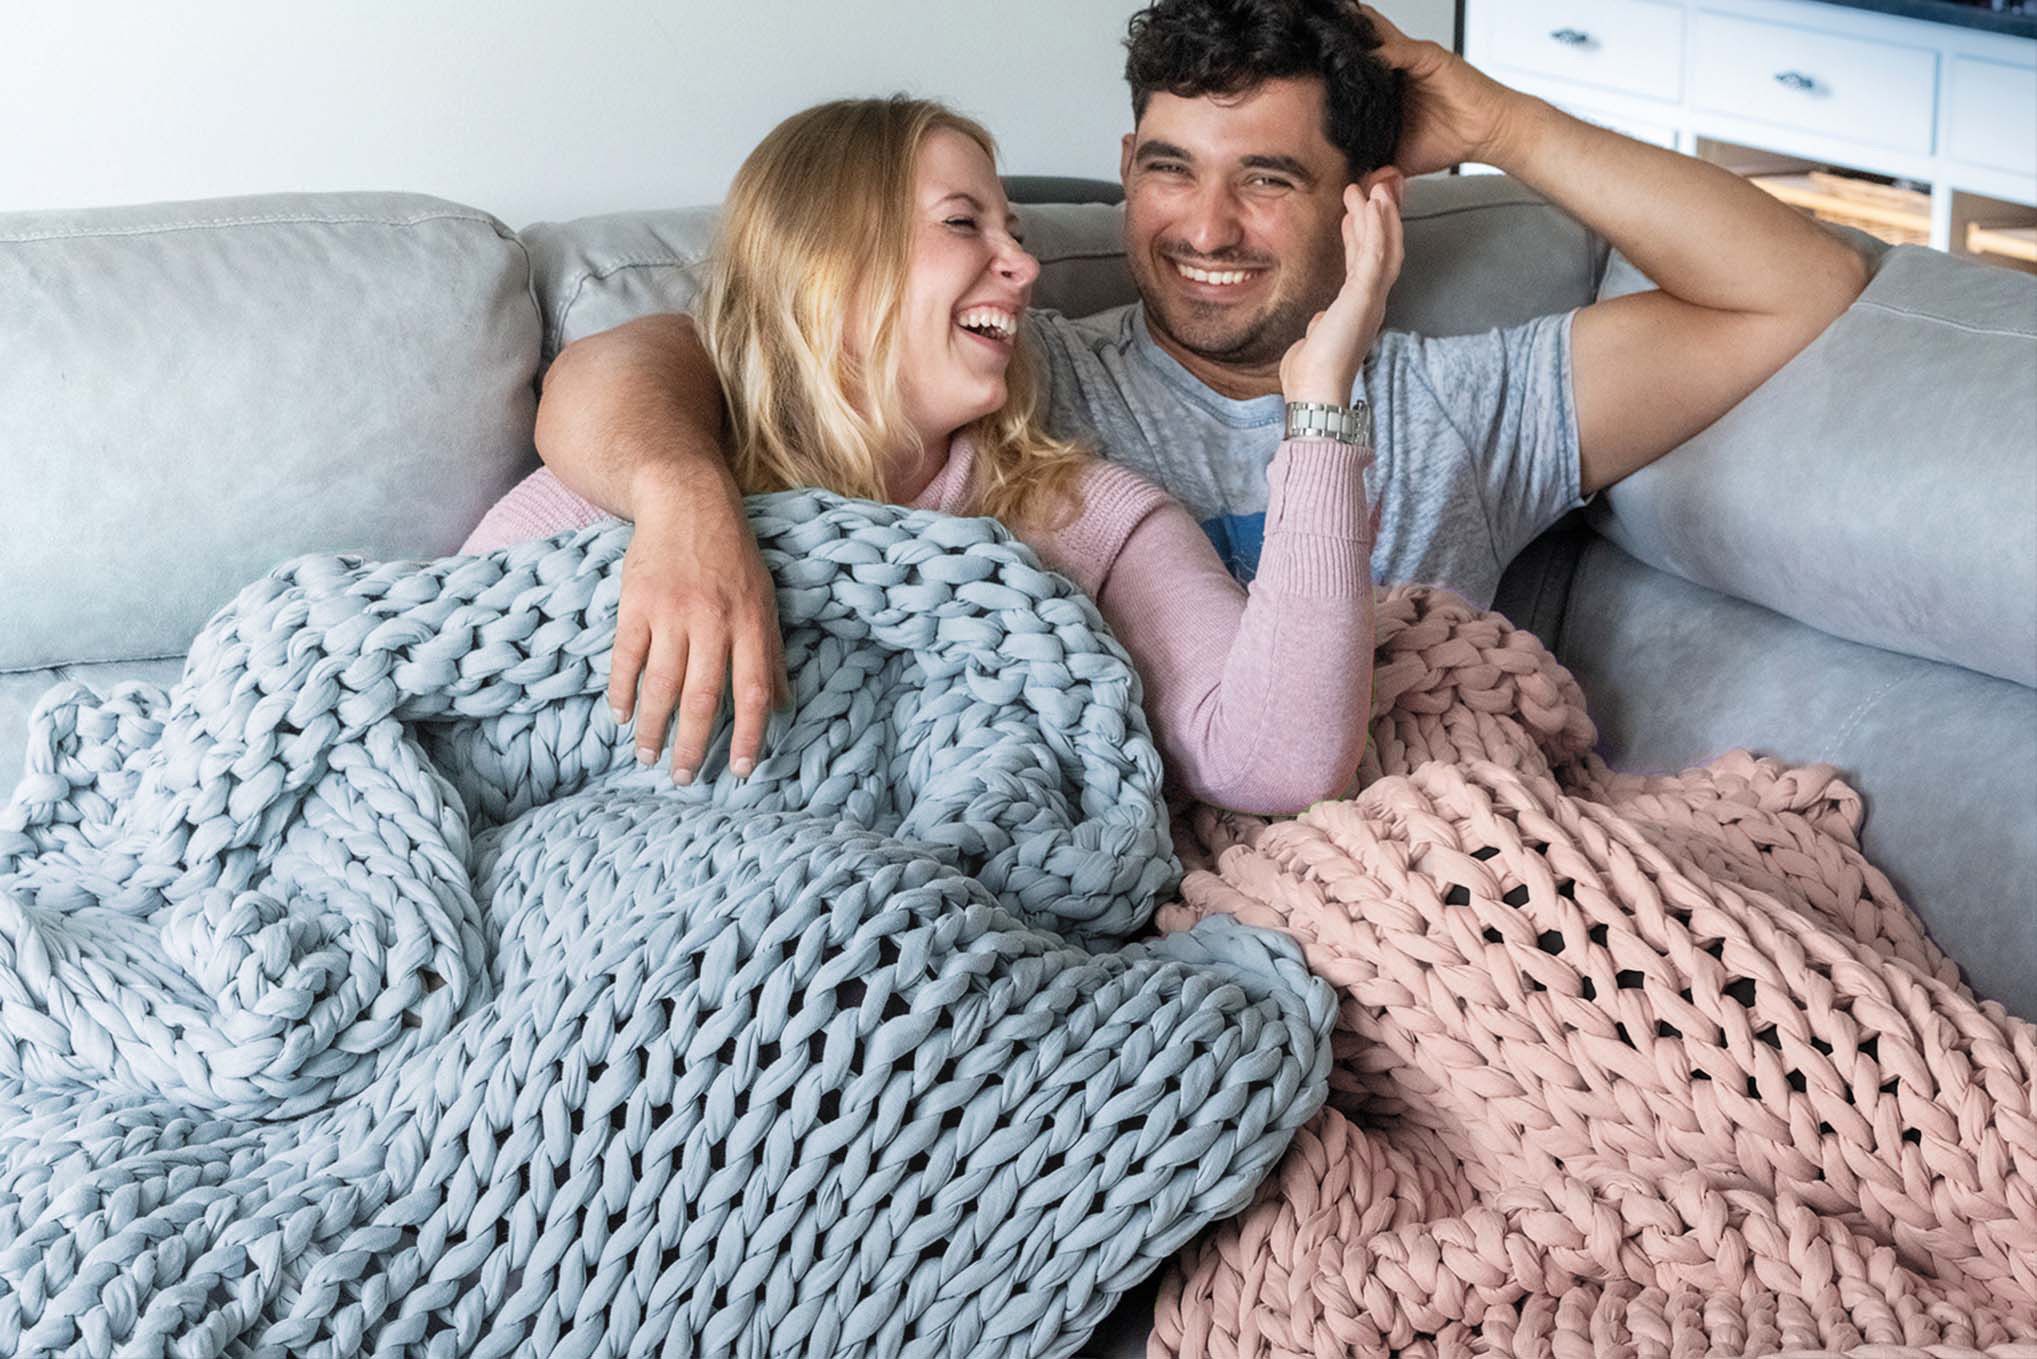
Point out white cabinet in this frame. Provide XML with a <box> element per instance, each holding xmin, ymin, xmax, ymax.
<box><xmin>1463</xmin><ymin>0</ymin><xmax>2037</xmax><ymax>255</ymax></box>
<box><xmin>1690</xmin><ymin>10</ymin><xmax>1940</xmax><ymax>158</ymax></box>
<box><xmin>1947</xmin><ymin>56</ymin><xmax>2037</xmax><ymax>176</ymax></box>
<box><xmin>1483</xmin><ymin>0</ymin><xmax>1686</xmax><ymax>103</ymax></box>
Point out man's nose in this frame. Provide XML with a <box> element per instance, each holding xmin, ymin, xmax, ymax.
<box><xmin>1180</xmin><ymin>182</ymin><xmax>1245</xmax><ymax>257</ymax></box>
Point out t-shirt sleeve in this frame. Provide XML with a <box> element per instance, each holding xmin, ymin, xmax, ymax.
<box><xmin>1021</xmin><ymin>309</ymin><xmax>1099</xmax><ymax>447</ymax></box>
<box><xmin>1392</xmin><ymin>308</ymin><xmax>1592</xmax><ymax>570</ymax></box>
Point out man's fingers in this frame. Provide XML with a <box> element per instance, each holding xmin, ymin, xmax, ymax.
<box><xmin>668</xmin><ymin>631</ymin><xmax>727</xmax><ymax>785</ymax></box>
<box><xmin>1354</xmin><ymin>4</ymin><xmax>1415</xmax><ymax>61</ymax></box>
<box><xmin>633</xmin><ymin>631</ymin><xmax>688</xmax><ymax>769</ymax></box>
<box><xmin>608</xmin><ymin>614</ymin><xmax>650</xmax><ymax>723</ymax></box>
<box><xmin>726</xmin><ymin>622</ymin><xmax>776</xmax><ymax>777</ymax></box>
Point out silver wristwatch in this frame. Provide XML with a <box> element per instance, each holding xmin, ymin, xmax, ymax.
<box><xmin>1284</xmin><ymin>398</ymin><xmax>1372</xmax><ymax>447</ymax></box>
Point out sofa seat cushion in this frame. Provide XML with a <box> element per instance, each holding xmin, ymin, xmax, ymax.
<box><xmin>1552</xmin><ymin>536</ymin><xmax>2037</xmax><ymax>1019</ymax></box>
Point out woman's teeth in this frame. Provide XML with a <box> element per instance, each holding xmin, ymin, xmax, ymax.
<box><xmin>957</xmin><ymin>306</ymin><xmax>1017</xmax><ymax>340</ymax></box>
<box><xmin>1175</xmin><ymin>261</ymin><xmax>1255</xmax><ymax>286</ymax></box>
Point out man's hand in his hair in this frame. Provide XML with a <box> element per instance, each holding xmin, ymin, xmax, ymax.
<box><xmin>1356</xmin><ymin>5</ymin><xmax>1531</xmax><ymax>176</ymax></box>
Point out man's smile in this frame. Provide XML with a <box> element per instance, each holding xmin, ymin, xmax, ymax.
<box><xmin>1165</xmin><ymin>255</ymin><xmax>1272</xmax><ymax>300</ymax></box>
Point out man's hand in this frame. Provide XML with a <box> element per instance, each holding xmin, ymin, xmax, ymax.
<box><xmin>1346</xmin><ymin>7</ymin><xmax>1867</xmax><ymax>495</ymax></box>
<box><xmin>1357</xmin><ymin>4</ymin><xmax>1527</xmax><ymax>175</ymax></box>
<box><xmin>612</xmin><ymin>467</ymin><xmax>785</xmax><ymax>785</ymax></box>
<box><xmin>533</xmin><ymin>312</ymin><xmax>788</xmax><ymax>784</ymax></box>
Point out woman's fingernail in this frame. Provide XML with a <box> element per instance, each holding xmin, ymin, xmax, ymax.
<box><xmin>611</xmin><ymin>704</ymin><xmax>629</xmax><ymax>725</ymax></box>
<box><xmin>673</xmin><ymin>766</ymin><xmax>695</xmax><ymax>786</ymax></box>
<box><xmin>731</xmin><ymin>757</ymin><xmax>754</xmax><ymax>778</ymax></box>
<box><xmin>636</xmin><ymin>747</ymin><xmax>655</xmax><ymax>765</ymax></box>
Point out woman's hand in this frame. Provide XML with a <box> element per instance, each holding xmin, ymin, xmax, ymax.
<box><xmin>1279</xmin><ymin>180</ymin><xmax>1405</xmax><ymax>410</ymax></box>
<box><xmin>611</xmin><ymin>468</ymin><xmax>786</xmax><ymax>785</ymax></box>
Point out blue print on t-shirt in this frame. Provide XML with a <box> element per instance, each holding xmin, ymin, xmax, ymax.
<box><xmin>1200</xmin><ymin>512</ymin><xmax>1266</xmax><ymax>582</ymax></box>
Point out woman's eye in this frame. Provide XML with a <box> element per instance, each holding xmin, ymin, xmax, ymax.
<box><xmin>945</xmin><ymin>216</ymin><xmax>978</xmax><ymax>231</ymax></box>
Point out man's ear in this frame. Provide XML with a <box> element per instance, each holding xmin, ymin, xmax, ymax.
<box><xmin>1119</xmin><ymin>132</ymin><xmax>1136</xmax><ymax>188</ymax></box>
<box><xmin>1356</xmin><ymin>165</ymin><xmax>1407</xmax><ymax>209</ymax></box>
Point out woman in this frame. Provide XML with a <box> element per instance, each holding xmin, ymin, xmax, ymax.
<box><xmin>464</xmin><ymin>97</ymin><xmax>1399</xmax><ymax>814</ymax></box>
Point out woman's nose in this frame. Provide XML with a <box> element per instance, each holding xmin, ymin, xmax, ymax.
<box><xmin>997</xmin><ymin>241</ymin><xmax>1040</xmax><ymax>288</ymax></box>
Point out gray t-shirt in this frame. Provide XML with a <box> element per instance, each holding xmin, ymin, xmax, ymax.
<box><xmin>1028</xmin><ymin>303</ymin><xmax>1593</xmax><ymax>610</ymax></box>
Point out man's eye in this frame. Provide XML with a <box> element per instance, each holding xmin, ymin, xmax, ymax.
<box><xmin>1247</xmin><ymin>176</ymin><xmax>1293</xmax><ymax>190</ymax></box>
<box><xmin>1145</xmin><ymin>161</ymin><xmax>1186</xmax><ymax>176</ymax></box>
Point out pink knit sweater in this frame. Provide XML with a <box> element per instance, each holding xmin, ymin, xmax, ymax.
<box><xmin>462</xmin><ymin>438</ymin><xmax>1376</xmax><ymax>813</ymax></box>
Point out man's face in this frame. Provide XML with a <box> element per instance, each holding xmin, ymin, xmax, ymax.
<box><xmin>1120</xmin><ymin>77</ymin><xmax>1356</xmax><ymax>373</ymax></box>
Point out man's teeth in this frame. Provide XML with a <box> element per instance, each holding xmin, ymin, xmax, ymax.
<box><xmin>1175</xmin><ymin>261</ymin><xmax>1255</xmax><ymax>286</ymax></box>
<box><xmin>957</xmin><ymin>306</ymin><xmax>1017</xmax><ymax>339</ymax></box>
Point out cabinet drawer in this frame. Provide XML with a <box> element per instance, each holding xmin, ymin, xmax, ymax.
<box><xmin>1946</xmin><ymin>56</ymin><xmax>2037</xmax><ymax>176</ymax></box>
<box><xmin>1692</xmin><ymin>11</ymin><xmax>1938</xmax><ymax>158</ymax></box>
<box><xmin>1485</xmin><ymin>0</ymin><xmax>1684</xmax><ymax>105</ymax></box>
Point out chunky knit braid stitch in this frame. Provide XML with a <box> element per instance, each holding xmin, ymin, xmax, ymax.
<box><xmin>0</xmin><ymin>493</ymin><xmax>1337</xmax><ymax>1359</ymax></box>
<box><xmin>1153</xmin><ymin>584</ymin><xmax>2037</xmax><ymax>1359</ymax></box>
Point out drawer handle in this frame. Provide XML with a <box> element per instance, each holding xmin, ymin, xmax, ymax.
<box><xmin>1774</xmin><ymin>70</ymin><xmax>1818</xmax><ymax>92</ymax></box>
<box><xmin>1549</xmin><ymin>27</ymin><xmax>1592</xmax><ymax>47</ymax></box>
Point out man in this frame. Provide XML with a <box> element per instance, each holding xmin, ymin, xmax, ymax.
<box><xmin>529</xmin><ymin>0</ymin><xmax>1867</xmax><ymax>784</ymax></box>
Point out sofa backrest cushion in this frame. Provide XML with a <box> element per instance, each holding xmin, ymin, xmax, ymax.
<box><xmin>0</xmin><ymin>192</ymin><xmax>542</xmax><ymax>673</ymax></box>
<box><xmin>523</xmin><ymin>173</ymin><xmax>1609</xmax><ymax>359</ymax></box>
<box><xmin>1592</xmin><ymin>243</ymin><xmax>2037</xmax><ymax>688</ymax></box>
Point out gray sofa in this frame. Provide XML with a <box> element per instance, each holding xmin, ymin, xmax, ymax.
<box><xmin>7</xmin><ymin>175</ymin><xmax>2031</xmax><ymax>1021</ymax></box>
<box><xmin>4</xmin><ymin>173</ymin><xmax>2032</xmax><ymax>1358</ymax></box>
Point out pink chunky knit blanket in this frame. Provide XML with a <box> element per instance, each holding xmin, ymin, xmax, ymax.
<box><xmin>1148</xmin><ymin>585</ymin><xmax>2037</xmax><ymax>1359</ymax></box>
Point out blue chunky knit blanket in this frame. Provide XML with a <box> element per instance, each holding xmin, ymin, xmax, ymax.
<box><xmin>0</xmin><ymin>493</ymin><xmax>1333</xmax><ymax>1359</ymax></box>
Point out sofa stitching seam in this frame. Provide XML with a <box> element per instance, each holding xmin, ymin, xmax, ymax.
<box><xmin>2</xmin><ymin>652</ymin><xmax>188</xmax><ymax>678</ymax></box>
<box><xmin>1828</xmin><ymin>671</ymin><xmax>1922</xmax><ymax>750</ymax></box>
<box><xmin>1852</xmin><ymin>298</ymin><xmax>2035</xmax><ymax>340</ymax></box>
<box><xmin>0</xmin><ymin>209</ymin><xmax>506</xmax><ymax>244</ymax></box>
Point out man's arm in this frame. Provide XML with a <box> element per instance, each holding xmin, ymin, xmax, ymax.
<box><xmin>536</xmin><ymin>314</ymin><xmax>785</xmax><ymax>784</ymax></box>
<box><xmin>1361</xmin><ymin>8</ymin><xmax>1869</xmax><ymax>497</ymax></box>
<box><xmin>536</xmin><ymin>313</ymin><xmax>727</xmax><ymax>515</ymax></box>
<box><xmin>1492</xmin><ymin>105</ymin><xmax>1869</xmax><ymax>495</ymax></box>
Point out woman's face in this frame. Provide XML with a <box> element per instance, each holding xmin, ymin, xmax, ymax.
<box><xmin>888</xmin><ymin>127</ymin><xmax>1040</xmax><ymax>453</ymax></box>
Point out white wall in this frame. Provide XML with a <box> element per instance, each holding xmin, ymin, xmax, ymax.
<box><xmin>3</xmin><ymin>0</ymin><xmax>1457</xmax><ymax>227</ymax></box>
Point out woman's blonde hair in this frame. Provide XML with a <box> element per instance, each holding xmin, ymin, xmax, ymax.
<box><xmin>698</xmin><ymin>97</ymin><xmax>1089</xmax><ymax>528</ymax></box>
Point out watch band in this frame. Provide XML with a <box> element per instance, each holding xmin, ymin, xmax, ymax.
<box><xmin>1284</xmin><ymin>399</ymin><xmax>1372</xmax><ymax>447</ymax></box>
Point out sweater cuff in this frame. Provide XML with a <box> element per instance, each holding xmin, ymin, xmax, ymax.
<box><xmin>1265</xmin><ymin>438</ymin><xmax>1375</xmax><ymax>541</ymax></box>
<box><xmin>1256</xmin><ymin>438</ymin><xmax>1375</xmax><ymax>599</ymax></box>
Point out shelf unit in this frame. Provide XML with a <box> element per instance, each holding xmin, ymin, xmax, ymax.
<box><xmin>1968</xmin><ymin>222</ymin><xmax>2037</xmax><ymax>264</ymax></box>
<box><xmin>1461</xmin><ymin>0</ymin><xmax>2037</xmax><ymax>272</ymax></box>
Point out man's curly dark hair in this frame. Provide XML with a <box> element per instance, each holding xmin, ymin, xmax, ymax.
<box><xmin>1123</xmin><ymin>0</ymin><xmax>1404</xmax><ymax>178</ymax></box>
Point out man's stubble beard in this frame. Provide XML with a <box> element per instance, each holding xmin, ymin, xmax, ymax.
<box><xmin>1131</xmin><ymin>252</ymin><xmax>1337</xmax><ymax>375</ymax></box>
<box><xmin>1153</xmin><ymin>292</ymin><xmax>1319</xmax><ymax>370</ymax></box>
